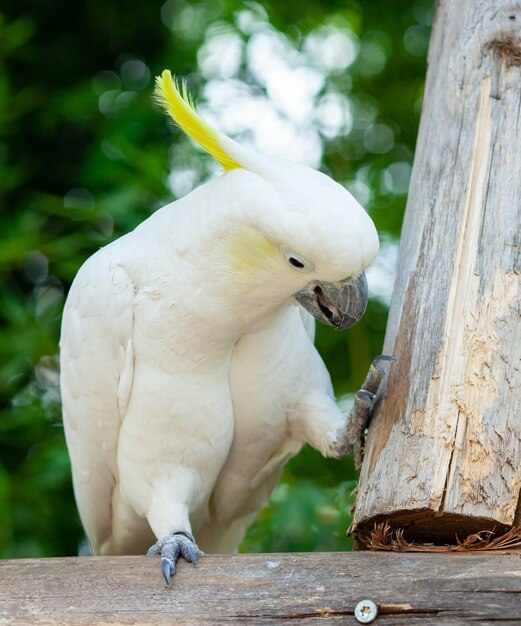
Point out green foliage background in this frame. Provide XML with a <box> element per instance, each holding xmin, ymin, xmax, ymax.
<box><xmin>0</xmin><ymin>0</ymin><xmax>431</xmax><ymax>558</ymax></box>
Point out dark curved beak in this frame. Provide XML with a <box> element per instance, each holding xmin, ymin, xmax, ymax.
<box><xmin>293</xmin><ymin>273</ymin><xmax>368</xmax><ymax>330</ymax></box>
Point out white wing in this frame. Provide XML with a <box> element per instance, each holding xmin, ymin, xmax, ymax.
<box><xmin>60</xmin><ymin>243</ymin><xmax>135</xmax><ymax>553</ymax></box>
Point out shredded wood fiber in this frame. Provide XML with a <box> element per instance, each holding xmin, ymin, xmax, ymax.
<box><xmin>358</xmin><ymin>523</ymin><xmax>521</xmax><ymax>552</ymax></box>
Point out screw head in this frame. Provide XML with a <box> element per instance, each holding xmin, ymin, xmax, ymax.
<box><xmin>354</xmin><ymin>599</ymin><xmax>378</xmax><ymax>623</ymax></box>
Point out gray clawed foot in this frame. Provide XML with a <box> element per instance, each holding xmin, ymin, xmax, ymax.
<box><xmin>341</xmin><ymin>354</ymin><xmax>396</xmax><ymax>469</ymax></box>
<box><xmin>147</xmin><ymin>532</ymin><xmax>204</xmax><ymax>585</ymax></box>
<box><xmin>360</xmin><ymin>354</ymin><xmax>397</xmax><ymax>396</ymax></box>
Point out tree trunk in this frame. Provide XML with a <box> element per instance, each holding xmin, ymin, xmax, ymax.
<box><xmin>353</xmin><ymin>0</ymin><xmax>521</xmax><ymax>546</ymax></box>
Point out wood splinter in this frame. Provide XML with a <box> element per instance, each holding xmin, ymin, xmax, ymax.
<box><xmin>358</xmin><ymin>523</ymin><xmax>521</xmax><ymax>553</ymax></box>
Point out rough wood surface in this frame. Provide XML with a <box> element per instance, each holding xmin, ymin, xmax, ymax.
<box><xmin>1</xmin><ymin>553</ymin><xmax>521</xmax><ymax>624</ymax></box>
<box><xmin>353</xmin><ymin>0</ymin><xmax>521</xmax><ymax>543</ymax></box>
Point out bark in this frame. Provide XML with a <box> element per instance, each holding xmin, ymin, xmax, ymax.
<box><xmin>353</xmin><ymin>0</ymin><xmax>521</xmax><ymax>545</ymax></box>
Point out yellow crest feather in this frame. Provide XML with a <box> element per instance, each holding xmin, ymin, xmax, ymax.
<box><xmin>154</xmin><ymin>70</ymin><xmax>241</xmax><ymax>171</ymax></box>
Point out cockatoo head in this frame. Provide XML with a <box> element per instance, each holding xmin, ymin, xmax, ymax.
<box><xmin>155</xmin><ymin>71</ymin><xmax>379</xmax><ymax>329</ymax></box>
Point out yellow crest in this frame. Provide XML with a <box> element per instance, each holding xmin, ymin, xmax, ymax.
<box><xmin>154</xmin><ymin>70</ymin><xmax>241</xmax><ymax>171</ymax></box>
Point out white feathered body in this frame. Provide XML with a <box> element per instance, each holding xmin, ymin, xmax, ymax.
<box><xmin>61</xmin><ymin>170</ymin><xmax>350</xmax><ymax>555</ymax></box>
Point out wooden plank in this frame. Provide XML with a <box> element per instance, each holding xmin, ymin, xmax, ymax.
<box><xmin>353</xmin><ymin>0</ymin><xmax>521</xmax><ymax>542</ymax></box>
<box><xmin>0</xmin><ymin>553</ymin><xmax>520</xmax><ymax>624</ymax></box>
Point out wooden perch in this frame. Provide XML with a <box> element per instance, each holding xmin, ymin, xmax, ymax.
<box><xmin>353</xmin><ymin>0</ymin><xmax>521</xmax><ymax>545</ymax></box>
<box><xmin>1</xmin><ymin>552</ymin><xmax>521</xmax><ymax>624</ymax></box>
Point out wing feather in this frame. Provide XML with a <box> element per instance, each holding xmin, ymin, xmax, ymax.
<box><xmin>60</xmin><ymin>248</ymin><xmax>135</xmax><ymax>553</ymax></box>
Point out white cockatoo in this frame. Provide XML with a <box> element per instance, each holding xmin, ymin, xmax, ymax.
<box><xmin>60</xmin><ymin>71</ymin><xmax>389</xmax><ymax>584</ymax></box>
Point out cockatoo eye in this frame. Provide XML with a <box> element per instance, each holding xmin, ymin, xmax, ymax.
<box><xmin>282</xmin><ymin>249</ymin><xmax>314</xmax><ymax>273</ymax></box>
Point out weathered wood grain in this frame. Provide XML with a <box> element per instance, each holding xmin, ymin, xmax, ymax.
<box><xmin>354</xmin><ymin>0</ymin><xmax>521</xmax><ymax>543</ymax></box>
<box><xmin>0</xmin><ymin>553</ymin><xmax>521</xmax><ymax>624</ymax></box>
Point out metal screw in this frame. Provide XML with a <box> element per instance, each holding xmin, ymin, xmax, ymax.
<box><xmin>354</xmin><ymin>599</ymin><xmax>378</xmax><ymax>623</ymax></box>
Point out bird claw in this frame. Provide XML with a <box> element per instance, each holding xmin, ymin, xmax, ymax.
<box><xmin>340</xmin><ymin>354</ymin><xmax>396</xmax><ymax>469</ymax></box>
<box><xmin>147</xmin><ymin>532</ymin><xmax>204</xmax><ymax>585</ymax></box>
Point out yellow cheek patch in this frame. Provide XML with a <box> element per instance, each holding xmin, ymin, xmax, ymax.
<box><xmin>227</xmin><ymin>227</ymin><xmax>282</xmax><ymax>275</ymax></box>
<box><xmin>154</xmin><ymin>70</ymin><xmax>241</xmax><ymax>172</ymax></box>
